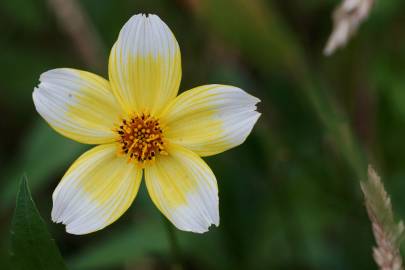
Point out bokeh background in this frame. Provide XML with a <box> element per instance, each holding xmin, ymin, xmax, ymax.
<box><xmin>1</xmin><ymin>0</ymin><xmax>404</xmax><ymax>269</ymax></box>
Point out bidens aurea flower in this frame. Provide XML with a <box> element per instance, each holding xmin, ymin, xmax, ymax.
<box><xmin>33</xmin><ymin>14</ymin><xmax>260</xmax><ymax>234</ymax></box>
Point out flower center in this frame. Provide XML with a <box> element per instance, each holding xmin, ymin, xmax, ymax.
<box><xmin>117</xmin><ymin>113</ymin><xmax>166</xmax><ymax>164</ymax></box>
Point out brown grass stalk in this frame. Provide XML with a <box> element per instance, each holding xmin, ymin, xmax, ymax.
<box><xmin>47</xmin><ymin>0</ymin><xmax>105</xmax><ymax>72</ymax></box>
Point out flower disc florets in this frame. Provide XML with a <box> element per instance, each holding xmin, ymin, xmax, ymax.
<box><xmin>117</xmin><ymin>113</ymin><xmax>166</xmax><ymax>164</ymax></box>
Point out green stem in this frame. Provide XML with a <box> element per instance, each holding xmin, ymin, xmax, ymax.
<box><xmin>162</xmin><ymin>217</ymin><xmax>183</xmax><ymax>270</ymax></box>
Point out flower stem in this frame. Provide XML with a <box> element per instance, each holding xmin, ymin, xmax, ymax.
<box><xmin>162</xmin><ymin>217</ymin><xmax>183</xmax><ymax>270</ymax></box>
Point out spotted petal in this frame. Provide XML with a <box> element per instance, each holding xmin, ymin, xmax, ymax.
<box><xmin>161</xmin><ymin>85</ymin><xmax>260</xmax><ymax>156</ymax></box>
<box><xmin>52</xmin><ymin>144</ymin><xmax>142</xmax><ymax>235</ymax></box>
<box><xmin>145</xmin><ymin>144</ymin><xmax>219</xmax><ymax>233</ymax></box>
<box><xmin>109</xmin><ymin>14</ymin><xmax>181</xmax><ymax>115</ymax></box>
<box><xmin>33</xmin><ymin>68</ymin><xmax>122</xmax><ymax>144</ymax></box>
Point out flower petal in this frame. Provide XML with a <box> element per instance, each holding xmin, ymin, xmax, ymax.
<box><xmin>145</xmin><ymin>144</ymin><xmax>219</xmax><ymax>233</ymax></box>
<box><xmin>109</xmin><ymin>14</ymin><xmax>181</xmax><ymax>115</ymax></box>
<box><xmin>33</xmin><ymin>68</ymin><xmax>122</xmax><ymax>144</ymax></box>
<box><xmin>52</xmin><ymin>144</ymin><xmax>142</xmax><ymax>235</ymax></box>
<box><xmin>161</xmin><ymin>85</ymin><xmax>260</xmax><ymax>156</ymax></box>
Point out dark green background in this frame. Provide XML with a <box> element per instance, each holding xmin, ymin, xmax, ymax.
<box><xmin>1</xmin><ymin>0</ymin><xmax>404</xmax><ymax>269</ymax></box>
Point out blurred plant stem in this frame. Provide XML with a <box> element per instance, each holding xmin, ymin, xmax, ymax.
<box><xmin>194</xmin><ymin>0</ymin><xmax>367</xmax><ymax>180</ymax></box>
<box><xmin>183</xmin><ymin>0</ymin><xmax>368</xmax><ymax>264</ymax></box>
<box><xmin>47</xmin><ymin>0</ymin><xmax>106</xmax><ymax>74</ymax></box>
<box><xmin>162</xmin><ymin>217</ymin><xmax>183</xmax><ymax>270</ymax></box>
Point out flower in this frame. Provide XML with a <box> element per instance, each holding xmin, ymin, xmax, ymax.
<box><xmin>33</xmin><ymin>14</ymin><xmax>260</xmax><ymax>235</ymax></box>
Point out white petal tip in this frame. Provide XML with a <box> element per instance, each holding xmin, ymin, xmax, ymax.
<box><xmin>65</xmin><ymin>225</ymin><xmax>92</xmax><ymax>235</ymax></box>
<box><xmin>127</xmin><ymin>13</ymin><xmax>162</xmax><ymax>24</ymax></box>
<box><xmin>171</xmin><ymin>210</ymin><xmax>220</xmax><ymax>234</ymax></box>
<box><xmin>181</xmin><ymin>222</ymin><xmax>219</xmax><ymax>234</ymax></box>
<box><xmin>134</xmin><ymin>13</ymin><xmax>160</xmax><ymax>18</ymax></box>
<box><xmin>54</xmin><ymin>219</ymin><xmax>103</xmax><ymax>235</ymax></box>
<box><xmin>65</xmin><ymin>228</ymin><xmax>82</xmax><ymax>235</ymax></box>
<box><xmin>51</xmin><ymin>210</ymin><xmax>61</xmax><ymax>224</ymax></box>
<box><xmin>253</xmin><ymin>95</ymin><xmax>261</xmax><ymax>104</ymax></box>
<box><xmin>51</xmin><ymin>214</ymin><xmax>83</xmax><ymax>235</ymax></box>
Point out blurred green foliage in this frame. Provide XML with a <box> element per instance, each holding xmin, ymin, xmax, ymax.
<box><xmin>1</xmin><ymin>0</ymin><xmax>405</xmax><ymax>269</ymax></box>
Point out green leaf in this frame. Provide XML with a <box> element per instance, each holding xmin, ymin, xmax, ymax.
<box><xmin>11</xmin><ymin>176</ymin><xmax>67</xmax><ymax>270</ymax></box>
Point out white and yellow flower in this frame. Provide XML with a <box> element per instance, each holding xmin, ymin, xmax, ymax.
<box><xmin>33</xmin><ymin>14</ymin><xmax>260</xmax><ymax>234</ymax></box>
